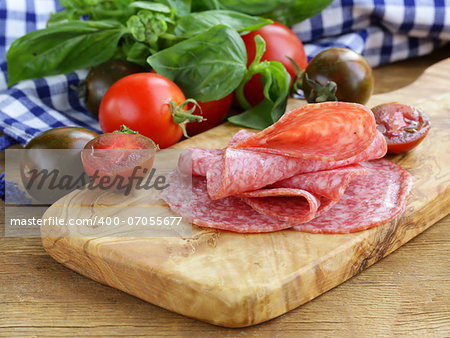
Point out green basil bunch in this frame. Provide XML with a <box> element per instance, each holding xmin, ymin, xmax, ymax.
<box><xmin>6</xmin><ymin>0</ymin><xmax>332</xmax><ymax>129</ymax></box>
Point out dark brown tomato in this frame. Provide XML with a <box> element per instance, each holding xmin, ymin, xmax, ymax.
<box><xmin>85</xmin><ymin>60</ymin><xmax>146</xmax><ymax>116</ymax></box>
<box><xmin>25</xmin><ymin>126</ymin><xmax>99</xmax><ymax>150</ymax></box>
<box><xmin>372</xmin><ymin>103</ymin><xmax>431</xmax><ymax>154</ymax></box>
<box><xmin>21</xmin><ymin>127</ymin><xmax>99</xmax><ymax>203</ymax></box>
<box><xmin>302</xmin><ymin>48</ymin><xmax>374</xmax><ymax>104</ymax></box>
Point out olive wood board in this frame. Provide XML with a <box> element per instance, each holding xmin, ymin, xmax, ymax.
<box><xmin>41</xmin><ymin>58</ymin><xmax>450</xmax><ymax>328</ymax></box>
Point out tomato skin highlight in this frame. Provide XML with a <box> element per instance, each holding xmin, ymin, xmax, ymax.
<box><xmin>81</xmin><ymin>131</ymin><xmax>157</xmax><ymax>190</ymax></box>
<box><xmin>99</xmin><ymin>73</ymin><xmax>187</xmax><ymax>149</ymax></box>
<box><xmin>185</xmin><ymin>94</ymin><xmax>233</xmax><ymax>136</ymax></box>
<box><xmin>303</xmin><ymin>48</ymin><xmax>374</xmax><ymax>104</ymax></box>
<box><xmin>242</xmin><ymin>21</ymin><xmax>308</xmax><ymax>106</ymax></box>
<box><xmin>371</xmin><ymin>103</ymin><xmax>431</xmax><ymax>154</ymax></box>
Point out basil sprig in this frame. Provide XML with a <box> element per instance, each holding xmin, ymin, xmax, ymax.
<box><xmin>6</xmin><ymin>0</ymin><xmax>333</xmax><ymax>130</ymax></box>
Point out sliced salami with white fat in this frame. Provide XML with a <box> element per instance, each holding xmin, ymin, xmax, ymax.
<box><xmin>163</xmin><ymin>102</ymin><xmax>411</xmax><ymax>234</ymax></box>
<box><xmin>293</xmin><ymin>159</ymin><xmax>412</xmax><ymax>233</ymax></box>
<box><xmin>177</xmin><ymin>130</ymin><xmax>257</xmax><ymax>177</ymax></box>
<box><xmin>205</xmin><ymin>131</ymin><xmax>385</xmax><ymax>200</ymax></box>
<box><xmin>234</xmin><ymin>102</ymin><xmax>377</xmax><ymax>161</ymax></box>
<box><xmin>238</xmin><ymin>188</ymin><xmax>321</xmax><ymax>223</ymax></box>
<box><xmin>178</xmin><ymin>148</ymin><xmax>222</xmax><ymax>176</ymax></box>
<box><xmin>272</xmin><ymin>164</ymin><xmax>367</xmax><ymax>200</ymax></box>
<box><xmin>160</xmin><ymin>171</ymin><xmax>294</xmax><ymax>233</ymax></box>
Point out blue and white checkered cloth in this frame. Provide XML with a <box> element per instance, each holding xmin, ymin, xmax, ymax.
<box><xmin>0</xmin><ymin>0</ymin><xmax>449</xmax><ymax>149</ymax></box>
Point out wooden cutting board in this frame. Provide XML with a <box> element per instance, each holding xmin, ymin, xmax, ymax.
<box><xmin>41</xmin><ymin>58</ymin><xmax>450</xmax><ymax>328</ymax></box>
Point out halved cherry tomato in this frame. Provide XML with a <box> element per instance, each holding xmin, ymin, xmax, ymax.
<box><xmin>242</xmin><ymin>21</ymin><xmax>308</xmax><ymax>106</ymax></box>
<box><xmin>99</xmin><ymin>73</ymin><xmax>201</xmax><ymax>149</ymax></box>
<box><xmin>81</xmin><ymin>126</ymin><xmax>157</xmax><ymax>190</ymax></box>
<box><xmin>185</xmin><ymin>94</ymin><xmax>233</xmax><ymax>136</ymax></box>
<box><xmin>371</xmin><ymin>103</ymin><xmax>431</xmax><ymax>154</ymax></box>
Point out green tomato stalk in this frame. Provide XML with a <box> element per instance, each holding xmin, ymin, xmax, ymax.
<box><xmin>170</xmin><ymin>99</ymin><xmax>205</xmax><ymax>138</ymax></box>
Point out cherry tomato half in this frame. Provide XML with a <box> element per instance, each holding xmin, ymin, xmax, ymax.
<box><xmin>81</xmin><ymin>127</ymin><xmax>157</xmax><ymax>190</ymax></box>
<box><xmin>99</xmin><ymin>73</ymin><xmax>188</xmax><ymax>149</ymax></box>
<box><xmin>371</xmin><ymin>103</ymin><xmax>431</xmax><ymax>154</ymax></box>
<box><xmin>303</xmin><ymin>48</ymin><xmax>374</xmax><ymax>104</ymax></box>
<box><xmin>185</xmin><ymin>94</ymin><xmax>233</xmax><ymax>136</ymax></box>
<box><xmin>242</xmin><ymin>21</ymin><xmax>308</xmax><ymax>106</ymax></box>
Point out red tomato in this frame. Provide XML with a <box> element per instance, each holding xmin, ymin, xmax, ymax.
<box><xmin>185</xmin><ymin>94</ymin><xmax>233</xmax><ymax>136</ymax></box>
<box><xmin>81</xmin><ymin>127</ymin><xmax>157</xmax><ymax>190</ymax></box>
<box><xmin>371</xmin><ymin>103</ymin><xmax>431</xmax><ymax>154</ymax></box>
<box><xmin>99</xmin><ymin>73</ymin><xmax>187</xmax><ymax>149</ymax></box>
<box><xmin>242</xmin><ymin>21</ymin><xmax>308</xmax><ymax>106</ymax></box>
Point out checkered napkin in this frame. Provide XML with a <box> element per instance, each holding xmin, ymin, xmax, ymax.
<box><xmin>0</xmin><ymin>0</ymin><xmax>449</xmax><ymax>150</ymax></box>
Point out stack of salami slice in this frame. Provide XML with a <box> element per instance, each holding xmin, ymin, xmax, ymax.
<box><xmin>161</xmin><ymin>102</ymin><xmax>412</xmax><ymax>233</ymax></box>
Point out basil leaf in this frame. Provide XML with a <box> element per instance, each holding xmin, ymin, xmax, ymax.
<box><xmin>174</xmin><ymin>10</ymin><xmax>272</xmax><ymax>37</ymax></box>
<box><xmin>124</xmin><ymin>41</ymin><xmax>152</xmax><ymax>67</ymax></box>
<box><xmin>148</xmin><ymin>25</ymin><xmax>247</xmax><ymax>102</ymax></box>
<box><xmin>228</xmin><ymin>100</ymin><xmax>274</xmax><ymax>130</ymax></box>
<box><xmin>265</xmin><ymin>62</ymin><xmax>291</xmax><ymax>122</ymax></box>
<box><xmin>47</xmin><ymin>10</ymin><xmax>71</xmax><ymax>27</ymax></box>
<box><xmin>218</xmin><ymin>0</ymin><xmax>282</xmax><ymax>15</ymax></box>
<box><xmin>267</xmin><ymin>0</ymin><xmax>334</xmax><ymax>26</ymax></box>
<box><xmin>229</xmin><ymin>35</ymin><xmax>290</xmax><ymax>129</ymax></box>
<box><xmin>158</xmin><ymin>0</ymin><xmax>192</xmax><ymax>16</ymax></box>
<box><xmin>194</xmin><ymin>0</ymin><xmax>333</xmax><ymax>26</ymax></box>
<box><xmin>191</xmin><ymin>0</ymin><xmax>222</xmax><ymax>11</ymax></box>
<box><xmin>7</xmin><ymin>21</ymin><xmax>125</xmax><ymax>86</ymax></box>
<box><xmin>129</xmin><ymin>2</ymin><xmax>171</xmax><ymax>13</ymax></box>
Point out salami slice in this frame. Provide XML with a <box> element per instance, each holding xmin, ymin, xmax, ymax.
<box><xmin>206</xmin><ymin>148</ymin><xmax>306</xmax><ymax>200</ymax></box>
<box><xmin>235</xmin><ymin>165</ymin><xmax>367</xmax><ymax>224</ymax></box>
<box><xmin>205</xmin><ymin>131</ymin><xmax>385</xmax><ymax>200</ymax></box>
<box><xmin>272</xmin><ymin>164</ymin><xmax>367</xmax><ymax>200</ymax></box>
<box><xmin>238</xmin><ymin>188</ymin><xmax>321</xmax><ymax>223</ymax></box>
<box><xmin>160</xmin><ymin>171</ymin><xmax>294</xmax><ymax>233</ymax></box>
<box><xmin>162</xmin><ymin>159</ymin><xmax>411</xmax><ymax>234</ymax></box>
<box><xmin>226</xmin><ymin>129</ymin><xmax>256</xmax><ymax>147</ymax></box>
<box><xmin>164</xmin><ymin>102</ymin><xmax>410</xmax><ymax>235</ymax></box>
<box><xmin>234</xmin><ymin>102</ymin><xmax>376</xmax><ymax>161</ymax></box>
<box><xmin>293</xmin><ymin>159</ymin><xmax>413</xmax><ymax>233</ymax></box>
<box><xmin>178</xmin><ymin>130</ymin><xmax>257</xmax><ymax>177</ymax></box>
<box><xmin>178</xmin><ymin>148</ymin><xmax>222</xmax><ymax>176</ymax></box>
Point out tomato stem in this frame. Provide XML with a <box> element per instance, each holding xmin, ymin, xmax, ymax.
<box><xmin>113</xmin><ymin>125</ymin><xmax>139</xmax><ymax>134</ymax></box>
<box><xmin>169</xmin><ymin>99</ymin><xmax>205</xmax><ymax>138</ymax></box>
<box><xmin>287</xmin><ymin>56</ymin><xmax>304</xmax><ymax>95</ymax></box>
<box><xmin>303</xmin><ymin>73</ymin><xmax>338</xmax><ymax>103</ymax></box>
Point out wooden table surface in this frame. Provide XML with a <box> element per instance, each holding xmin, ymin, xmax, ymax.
<box><xmin>1</xmin><ymin>45</ymin><xmax>449</xmax><ymax>337</ymax></box>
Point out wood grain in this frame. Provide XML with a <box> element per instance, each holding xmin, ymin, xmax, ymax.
<box><xmin>1</xmin><ymin>46</ymin><xmax>450</xmax><ymax>336</ymax></box>
<box><xmin>38</xmin><ymin>58</ymin><xmax>450</xmax><ymax>328</ymax></box>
